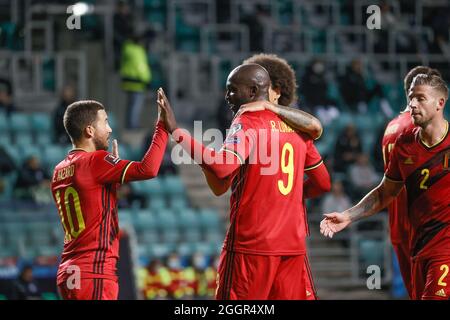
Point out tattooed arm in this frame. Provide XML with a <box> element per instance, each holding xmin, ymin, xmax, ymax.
<box><xmin>236</xmin><ymin>101</ymin><xmax>323</xmax><ymax>140</ymax></box>
<box><xmin>319</xmin><ymin>177</ymin><xmax>404</xmax><ymax>238</ymax></box>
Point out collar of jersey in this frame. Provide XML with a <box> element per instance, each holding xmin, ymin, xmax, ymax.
<box><xmin>419</xmin><ymin>121</ymin><xmax>449</xmax><ymax>149</ymax></box>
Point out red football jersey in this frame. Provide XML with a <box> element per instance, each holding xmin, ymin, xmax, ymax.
<box><xmin>382</xmin><ymin>112</ymin><xmax>414</xmax><ymax>244</ymax></box>
<box><xmin>385</xmin><ymin>122</ymin><xmax>450</xmax><ymax>256</ymax></box>
<box><xmin>51</xmin><ymin>122</ymin><xmax>168</xmax><ymax>285</ymax></box>
<box><xmin>220</xmin><ymin>110</ymin><xmax>323</xmax><ymax>255</ymax></box>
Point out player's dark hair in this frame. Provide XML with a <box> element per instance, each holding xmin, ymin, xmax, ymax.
<box><xmin>410</xmin><ymin>74</ymin><xmax>449</xmax><ymax>101</ymax></box>
<box><xmin>63</xmin><ymin>100</ymin><xmax>105</xmax><ymax>143</ymax></box>
<box><xmin>243</xmin><ymin>53</ymin><xmax>298</xmax><ymax>107</ymax></box>
<box><xmin>404</xmin><ymin>66</ymin><xmax>442</xmax><ymax>94</ymax></box>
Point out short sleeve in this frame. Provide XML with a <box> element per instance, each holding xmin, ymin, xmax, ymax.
<box><xmin>385</xmin><ymin>144</ymin><xmax>403</xmax><ymax>182</ymax></box>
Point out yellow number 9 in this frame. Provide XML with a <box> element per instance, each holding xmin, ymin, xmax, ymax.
<box><xmin>278</xmin><ymin>142</ymin><xmax>294</xmax><ymax>195</ymax></box>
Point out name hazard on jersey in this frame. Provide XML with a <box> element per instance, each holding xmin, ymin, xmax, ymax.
<box><xmin>53</xmin><ymin>164</ymin><xmax>75</xmax><ymax>182</ymax></box>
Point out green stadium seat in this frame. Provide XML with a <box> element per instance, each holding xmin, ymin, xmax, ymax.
<box><xmin>199</xmin><ymin>208</ymin><xmax>221</xmax><ymax>229</ymax></box>
<box><xmin>170</xmin><ymin>197</ymin><xmax>188</xmax><ymax>211</ymax></box>
<box><xmin>43</xmin><ymin>145</ymin><xmax>67</xmax><ymax>168</ymax></box>
<box><xmin>359</xmin><ymin>239</ymin><xmax>385</xmax><ymax>266</ymax></box>
<box><xmin>183</xmin><ymin>228</ymin><xmax>202</xmax><ymax>242</ymax></box>
<box><xmin>37</xmin><ymin>245</ymin><xmax>61</xmax><ymax>257</ymax></box>
<box><xmin>161</xmin><ymin>175</ymin><xmax>185</xmax><ymax>196</ymax></box>
<box><xmin>134</xmin><ymin>210</ymin><xmax>157</xmax><ymax>228</ymax></box>
<box><xmin>30</xmin><ymin>113</ymin><xmax>51</xmax><ymax>132</ymax></box>
<box><xmin>36</xmin><ymin>132</ymin><xmax>52</xmax><ymax>145</ymax></box>
<box><xmin>0</xmin><ymin>132</ymin><xmax>11</xmax><ymax>147</ymax></box>
<box><xmin>177</xmin><ymin>208</ymin><xmax>200</xmax><ymax>227</ymax></box>
<box><xmin>133</xmin><ymin>178</ymin><xmax>164</xmax><ymax>197</ymax></box>
<box><xmin>9</xmin><ymin>113</ymin><xmax>31</xmax><ymax>133</ymax></box>
<box><xmin>0</xmin><ymin>113</ymin><xmax>9</xmax><ymax>133</ymax></box>
<box><xmin>160</xmin><ymin>229</ymin><xmax>181</xmax><ymax>243</ymax></box>
<box><xmin>149</xmin><ymin>196</ymin><xmax>166</xmax><ymax>211</ymax></box>
<box><xmin>147</xmin><ymin>243</ymin><xmax>175</xmax><ymax>259</ymax></box>
<box><xmin>155</xmin><ymin>209</ymin><xmax>178</xmax><ymax>229</ymax></box>
<box><xmin>14</xmin><ymin>132</ymin><xmax>33</xmax><ymax>147</ymax></box>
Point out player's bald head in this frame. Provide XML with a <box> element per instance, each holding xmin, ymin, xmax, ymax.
<box><xmin>227</xmin><ymin>63</ymin><xmax>271</xmax><ymax>92</ymax></box>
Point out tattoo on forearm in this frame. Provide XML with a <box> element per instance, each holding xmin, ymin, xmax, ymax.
<box><xmin>347</xmin><ymin>189</ymin><xmax>380</xmax><ymax>221</ymax></box>
<box><xmin>276</xmin><ymin>105</ymin><xmax>314</xmax><ymax>129</ymax></box>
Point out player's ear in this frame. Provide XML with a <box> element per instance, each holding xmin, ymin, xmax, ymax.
<box><xmin>437</xmin><ymin>97</ymin><xmax>445</xmax><ymax>111</ymax></box>
<box><xmin>249</xmin><ymin>85</ymin><xmax>258</xmax><ymax>99</ymax></box>
<box><xmin>85</xmin><ymin>125</ymin><xmax>95</xmax><ymax>138</ymax></box>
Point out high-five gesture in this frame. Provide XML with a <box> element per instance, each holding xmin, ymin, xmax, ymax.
<box><xmin>157</xmin><ymin>88</ymin><xmax>178</xmax><ymax>133</ymax></box>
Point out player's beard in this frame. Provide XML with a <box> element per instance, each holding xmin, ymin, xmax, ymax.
<box><xmin>93</xmin><ymin>134</ymin><xmax>109</xmax><ymax>151</ymax></box>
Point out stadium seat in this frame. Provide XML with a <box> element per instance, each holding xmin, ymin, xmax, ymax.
<box><xmin>0</xmin><ymin>113</ymin><xmax>9</xmax><ymax>134</ymax></box>
<box><xmin>183</xmin><ymin>228</ymin><xmax>202</xmax><ymax>242</ymax></box>
<box><xmin>177</xmin><ymin>209</ymin><xmax>199</xmax><ymax>227</ymax></box>
<box><xmin>0</xmin><ymin>132</ymin><xmax>11</xmax><ymax>147</ymax></box>
<box><xmin>149</xmin><ymin>196</ymin><xmax>166</xmax><ymax>211</ymax></box>
<box><xmin>170</xmin><ymin>196</ymin><xmax>188</xmax><ymax>211</ymax></box>
<box><xmin>43</xmin><ymin>145</ymin><xmax>68</xmax><ymax>168</ymax></box>
<box><xmin>14</xmin><ymin>132</ymin><xmax>34</xmax><ymax>147</ymax></box>
<box><xmin>30</xmin><ymin>113</ymin><xmax>52</xmax><ymax>132</ymax></box>
<box><xmin>133</xmin><ymin>178</ymin><xmax>164</xmax><ymax>197</ymax></box>
<box><xmin>134</xmin><ymin>209</ymin><xmax>157</xmax><ymax>228</ymax></box>
<box><xmin>155</xmin><ymin>209</ymin><xmax>178</xmax><ymax>229</ymax></box>
<box><xmin>147</xmin><ymin>243</ymin><xmax>175</xmax><ymax>259</ymax></box>
<box><xmin>161</xmin><ymin>175</ymin><xmax>185</xmax><ymax>196</ymax></box>
<box><xmin>199</xmin><ymin>208</ymin><xmax>221</xmax><ymax>229</ymax></box>
<box><xmin>35</xmin><ymin>132</ymin><xmax>52</xmax><ymax>145</ymax></box>
<box><xmin>9</xmin><ymin>113</ymin><xmax>31</xmax><ymax>133</ymax></box>
<box><xmin>26</xmin><ymin>222</ymin><xmax>54</xmax><ymax>247</ymax></box>
<box><xmin>359</xmin><ymin>238</ymin><xmax>385</xmax><ymax>267</ymax></box>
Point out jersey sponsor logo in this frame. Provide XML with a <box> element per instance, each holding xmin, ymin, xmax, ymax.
<box><xmin>228</xmin><ymin>123</ymin><xmax>242</xmax><ymax>136</ymax></box>
<box><xmin>404</xmin><ymin>157</ymin><xmax>414</xmax><ymax>165</ymax></box>
<box><xmin>435</xmin><ymin>288</ymin><xmax>446</xmax><ymax>297</ymax></box>
<box><xmin>104</xmin><ymin>154</ymin><xmax>120</xmax><ymax>165</ymax></box>
<box><xmin>225</xmin><ymin>136</ymin><xmax>241</xmax><ymax>144</ymax></box>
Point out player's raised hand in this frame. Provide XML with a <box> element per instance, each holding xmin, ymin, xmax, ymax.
<box><xmin>157</xmin><ymin>88</ymin><xmax>178</xmax><ymax>133</ymax></box>
<box><xmin>112</xmin><ymin>139</ymin><xmax>119</xmax><ymax>158</ymax></box>
<box><xmin>236</xmin><ymin>100</ymin><xmax>274</xmax><ymax>117</ymax></box>
<box><xmin>319</xmin><ymin>212</ymin><xmax>351</xmax><ymax>238</ymax></box>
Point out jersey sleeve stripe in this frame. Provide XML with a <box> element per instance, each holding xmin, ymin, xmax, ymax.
<box><xmin>305</xmin><ymin>160</ymin><xmax>323</xmax><ymax>171</ymax></box>
<box><xmin>222</xmin><ymin>148</ymin><xmax>244</xmax><ymax>165</ymax></box>
<box><xmin>120</xmin><ymin>161</ymin><xmax>134</xmax><ymax>184</ymax></box>
<box><xmin>384</xmin><ymin>174</ymin><xmax>403</xmax><ymax>183</ymax></box>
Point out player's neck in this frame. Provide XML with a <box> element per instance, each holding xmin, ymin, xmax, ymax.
<box><xmin>73</xmin><ymin>140</ymin><xmax>96</xmax><ymax>153</ymax></box>
<box><xmin>419</xmin><ymin>118</ymin><xmax>448</xmax><ymax>147</ymax></box>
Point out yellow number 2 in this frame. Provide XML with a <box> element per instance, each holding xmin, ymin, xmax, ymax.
<box><xmin>55</xmin><ymin>186</ymin><xmax>86</xmax><ymax>242</ymax></box>
<box><xmin>419</xmin><ymin>168</ymin><xmax>430</xmax><ymax>190</ymax></box>
<box><xmin>438</xmin><ymin>264</ymin><xmax>449</xmax><ymax>287</ymax></box>
<box><xmin>278</xmin><ymin>142</ymin><xmax>294</xmax><ymax>195</ymax></box>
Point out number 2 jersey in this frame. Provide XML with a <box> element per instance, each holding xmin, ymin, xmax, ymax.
<box><xmin>385</xmin><ymin>122</ymin><xmax>450</xmax><ymax>257</ymax></box>
<box><xmin>51</xmin><ymin>122</ymin><xmax>168</xmax><ymax>284</ymax></box>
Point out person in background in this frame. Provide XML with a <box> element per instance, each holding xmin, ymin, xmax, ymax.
<box><xmin>10</xmin><ymin>265</ymin><xmax>41</xmax><ymax>300</ymax></box>
<box><xmin>53</xmin><ymin>85</ymin><xmax>76</xmax><ymax>144</ymax></box>
<box><xmin>120</xmin><ymin>32</ymin><xmax>152</xmax><ymax>129</ymax></box>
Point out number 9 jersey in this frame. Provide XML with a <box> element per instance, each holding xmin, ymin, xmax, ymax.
<box><xmin>220</xmin><ymin>110</ymin><xmax>324</xmax><ymax>255</ymax></box>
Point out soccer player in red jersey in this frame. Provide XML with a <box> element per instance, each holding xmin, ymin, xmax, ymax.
<box><xmin>158</xmin><ymin>64</ymin><xmax>331</xmax><ymax>300</ymax></box>
<box><xmin>51</xmin><ymin>100</ymin><xmax>169</xmax><ymax>300</ymax></box>
<box><xmin>381</xmin><ymin>66</ymin><xmax>442</xmax><ymax>298</ymax></box>
<box><xmin>217</xmin><ymin>53</ymin><xmax>323</xmax><ymax>299</ymax></box>
<box><xmin>321</xmin><ymin>73</ymin><xmax>450</xmax><ymax>300</ymax></box>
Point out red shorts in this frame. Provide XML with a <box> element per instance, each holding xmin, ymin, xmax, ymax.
<box><xmin>58</xmin><ymin>278</ymin><xmax>119</xmax><ymax>300</ymax></box>
<box><xmin>216</xmin><ymin>250</ymin><xmax>316</xmax><ymax>300</ymax></box>
<box><xmin>392</xmin><ymin>242</ymin><xmax>412</xmax><ymax>298</ymax></box>
<box><xmin>411</xmin><ymin>231</ymin><xmax>450</xmax><ymax>300</ymax></box>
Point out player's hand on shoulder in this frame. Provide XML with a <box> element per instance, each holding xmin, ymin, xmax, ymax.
<box><xmin>236</xmin><ymin>100</ymin><xmax>275</xmax><ymax>117</ymax></box>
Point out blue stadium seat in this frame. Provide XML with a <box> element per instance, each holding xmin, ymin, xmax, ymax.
<box><xmin>359</xmin><ymin>239</ymin><xmax>385</xmax><ymax>266</ymax></box>
<box><xmin>0</xmin><ymin>133</ymin><xmax>11</xmax><ymax>147</ymax></box>
<box><xmin>19</xmin><ymin>145</ymin><xmax>42</xmax><ymax>162</ymax></box>
<box><xmin>134</xmin><ymin>209</ymin><xmax>157</xmax><ymax>228</ymax></box>
<box><xmin>199</xmin><ymin>208</ymin><xmax>221</xmax><ymax>229</ymax></box>
<box><xmin>170</xmin><ymin>196</ymin><xmax>188</xmax><ymax>211</ymax></box>
<box><xmin>183</xmin><ymin>228</ymin><xmax>202</xmax><ymax>242</ymax></box>
<box><xmin>3</xmin><ymin>145</ymin><xmax>22</xmax><ymax>164</ymax></box>
<box><xmin>161</xmin><ymin>175</ymin><xmax>185</xmax><ymax>196</ymax></box>
<box><xmin>177</xmin><ymin>209</ymin><xmax>200</xmax><ymax>227</ymax></box>
<box><xmin>149</xmin><ymin>196</ymin><xmax>166</xmax><ymax>211</ymax></box>
<box><xmin>160</xmin><ymin>228</ymin><xmax>181</xmax><ymax>243</ymax></box>
<box><xmin>14</xmin><ymin>132</ymin><xmax>34</xmax><ymax>148</ymax></box>
<box><xmin>155</xmin><ymin>209</ymin><xmax>178</xmax><ymax>229</ymax></box>
<box><xmin>30</xmin><ymin>113</ymin><xmax>52</xmax><ymax>132</ymax></box>
<box><xmin>0</xmin><ymin>113</ymin><xmax>9</xmax><ymax>133</ymax></box>
<box><xmin>43</xmin><ymin>145</ymin><xmax>68</xmax><ymax>168</ymax></box>
<box><xmin>35</xmin><ymin>132</ymin><xmax>52</xmax><ymax>145</ymax></box>
<box><xmin>9</xmin><ymin>113</ymin><xmax>31</xmax><ymax>133</ymax></box>
<box><xmin>133</xmin><ymin>178</ymin><xmax>164</xmax><ymax>197</ymax></box>
<box><xmin>147</xmin><ymin>243</ymin><xmax>175</xmax><ymax>259</ymax></box>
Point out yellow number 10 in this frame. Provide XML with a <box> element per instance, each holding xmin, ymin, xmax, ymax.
<box><xmin>278</xmin><ymin>142</ymin><xmax>294</xmax><ymax>195</ymax></box>
<box><xmin>55</xmin><ymin>186</ymin><xmax>86</xmax><ymax>242</ymax></box>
